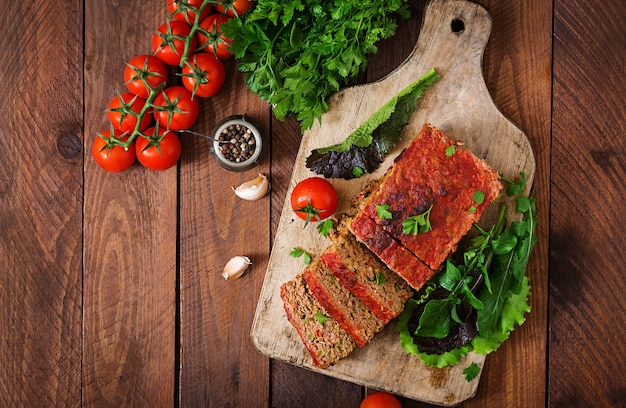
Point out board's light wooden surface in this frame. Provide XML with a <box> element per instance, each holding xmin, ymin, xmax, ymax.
<box><xmin>251</xmin><ymin>0</ymin><xmax>536</xmax><ymax>405</ymax></box>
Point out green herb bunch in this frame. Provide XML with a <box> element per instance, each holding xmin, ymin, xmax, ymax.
<box><xmin>397</xmin><ymin>173</ymin><xmax>537</xmax><ymax>375</ymax></box>
<box><xmin>222</xmin><ymin>0</ymin><xmax>411</xmax><ymax>131</ymax></box>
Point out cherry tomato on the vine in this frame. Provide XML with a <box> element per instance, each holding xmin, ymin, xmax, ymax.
<box><xmin>152</xmin><ymin>86</ymin><xmax>199</xmax><ymax>131</ymax></box>
<box><xmin>360</xmin><ymin>392</ymin><xmax>402</xmax><ymax>408</ymax></box>
<box><xmin>135</xmin><ymin>127</ymin><xmax>182</xmax><ymax>171</ymax></box>
<box><xmin>214</xmin><ymin>0</ymin><xmax>253</xmax><ymax>17</ymax></box>
<box><xmin>152</xmin><ymin>20</ymin><xmax>197</xmax><ymax>66</ymax></box>
<box><xmin>124</xmin><ymin>54</ymin><xmax>169</xmax><ymax>98</ymax></box>
<box><xmin>107</xmin><ymin>92</ymin><xmax>152</xmax><ymax>133</ymax></box>
<box><xmin>197</xmin><ymin>14</ymin><xmax>233</xmax><ymax>59</ymax></box>
<box><xmin>167</xmin><ymin>0</ymin><xmax>212</xmax><ymax>24</ymax></box>
<box><xmin>92</xmin><ymin>128</ymin><xmax>136</xmax><ymax>173</ymax></box>
<box><xmin>290</xmin><ymin>177</ymin><xmax>338</xmax><ymax>226</ymax></box>
<box><xmin>181</xmin><ymin>52</ymin><xmax>226</xmax><ymax>98</ymax></box>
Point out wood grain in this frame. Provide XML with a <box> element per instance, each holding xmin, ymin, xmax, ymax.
<box><xmin>178</xmin><ymin>59</ymin><xmax>271</xmax><ymax>406</ymax></box>
<box><xmin>0</xmin><ymin>1</ymin><xmax>83</xmax><ymax>406</ymax></box>
<box><xmin>551</xmin><ymin>0</ymin><xmax>626</xmax><ymax>406</ymax></box>
<box><xmin>252</xmin><ymin>0</ymin><xmax>535</xmax><ymax>405</ymax></box>
<box><xmin>82</xmin><ymin>2</ymin><xmax>176</xmax><ymax>406</ymax></box>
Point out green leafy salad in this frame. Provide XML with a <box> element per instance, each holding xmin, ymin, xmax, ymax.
<box><xmin>305</xmin><ymin>69</ymin><xmax>439</xmax><ymax>180</ymax></box>
<box><xmin>222</xmin><ymin>0</ymin><xmax>412</xmax><ymax>131</ymax></box>
<box><xmin>397</xmin><ymin>173</ymin><xmax>537</xmax><ymax>375</ymax></box>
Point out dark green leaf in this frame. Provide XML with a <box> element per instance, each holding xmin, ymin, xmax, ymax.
<box><xmin>463</xmin><ymin>362</ymin><xmax>481</xmax><ymax>381</ymax></box>
<box><xmin>439</xmin><ymin>260</ymin><xmax>462</xmax><ymax>291</ymax></box>
<box><xmin>417</xmin><ymin>299</ymin><xmax>455</xmax><ymax>338</ymax></box>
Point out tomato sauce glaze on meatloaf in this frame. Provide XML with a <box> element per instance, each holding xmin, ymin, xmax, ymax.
<box><xmin>349</xmin><ymin>123</ymin><xmax>502</xmax><ymax>290</ymax></box>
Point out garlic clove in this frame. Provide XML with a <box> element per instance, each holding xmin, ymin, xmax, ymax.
<box><xmin>222</xmin><ymin>256</ymin><xmax>252</xmax><ymax>280</ymax></box>
<box><xmin>231</xmin><ymin>173</ymin><xmax>270</xmax><ymax>201</ymax></box>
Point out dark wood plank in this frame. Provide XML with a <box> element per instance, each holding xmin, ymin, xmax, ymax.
<box><xmin>0</xmin><ymin>1</ymin><xmax>83</xmax><ymax>406</ymax></box>
<box><xmin>82</xmin><ymin>3</ymin><xmax>177</xmax><ymax>406</ymax></box>
<box><xmin>550</xmin><ymin>0</ymin><xmax>626</xmax><ymax>406</ymax></box>
<box><xmin>178</xmin><ymin>58</ymin><xmax>271</xmax><ymax>405</ymax></box>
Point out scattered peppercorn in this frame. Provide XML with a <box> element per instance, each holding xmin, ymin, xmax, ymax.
<box><xmin>218</xmin><ymin>124</ymin><xmax>256</xmax><ymax>163</ymax></box>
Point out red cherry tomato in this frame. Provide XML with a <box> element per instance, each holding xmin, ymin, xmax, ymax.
<box><xmin>167</xmin><ymin>0</ymin><xmax>212</xmax><ymax>24</ymax></box>
<box><xmin>197</xmin><ymin>14</ymin><xmax>233</xmax><ymax>59</ymax></box>
<box><xmin>360</xmin><ymin>392</ymin><xmax>402</xmax><ymax>408</ymax></box>
<box><xmin>135</xmin><ymin>127</ymin><xmax>182</xmax><ymax>171</ymax></box>
<box><xmin>290</xmin><ymin>177</ymin><xmax>338</xmax><ymax>225</ymax></box>
<box><xmin>92</xmin><ymin>128</ymin><xmax>136</xmax><ymax>173</ymax></box>
<box><xmin>152</xmin><ymin>20</ymin><xmax>197</xmax><ymax>66</ymax></box>
<box><xmin>124</xmin><ymin>54</ymin><xmax>169</xmax><ymax>98</ymax></box>
<box><xmin>214</xmin><ymin>0</ymin><xmax>252</xmax><ymax>17</ymax></box>
<box><xmin>152</xmin><ymin>86</ymin><xmax>200</xmax><ymax>131</ymax></box>
<box><xmin>106</xmin><ymin>92</ymin><xmax>152</xmax><ymax>133</ymax></box>
<box><xmin>181</xmin><ymin>52</ymin><xmax>226</xmax><ymax>98</ymax></box>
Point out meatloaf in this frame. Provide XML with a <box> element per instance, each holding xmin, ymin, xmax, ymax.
<box><xmin>280</xmin><ymin>273</ymin><xmax>356</xmax><ymax>368</ymax></box>
<box><xmin>327</xmin><ymin>216</ymin><xmax>414</xmax><ymax>323</ymax></box>
<box><xmin>303</xmin><ymin>248</ymin><xmax>385</xmax><ymax>347</ymax></box>
<box><xmin>350</xmin><ymin>123</ymin><xmax>502</xmax><ymax>289</ymax></box>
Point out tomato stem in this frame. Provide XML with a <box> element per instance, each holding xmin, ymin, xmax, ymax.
<box><xmin>179</xmin><ymin>0</ymin><xmax>214</xmax><ymax>67</ymax></box>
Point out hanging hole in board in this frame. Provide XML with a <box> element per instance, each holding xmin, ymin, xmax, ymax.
<box><xmin>451</xmin><ymin>18</ymin><xmax>465</xmax><ymax>33</ymax></box>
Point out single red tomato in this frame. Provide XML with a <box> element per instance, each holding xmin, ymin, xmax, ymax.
<box><xmin>168</xmin><ymin>0</ymin><xmax>212</xmax><ymax>24</ymax></box>
<box><xmin>152</xmin><ymin>86</ymin><xmax>200</xmax><ymax>131</ymax></box>
<box><xmin>214</xmin><ymin>0</ymin><xmax>252</xmax><ymax>17</ymax></box>
<box><xmin>360</xmin><ymin>392</ymin><xmax>402</xmax><ymax>408</ymax></box>
<box><xmin>92</xmin><ymin>128</ymin><xmax>136</xmax><ymax>172</ymax></box>
<box><xmin>152</xmin><ymin>20</ymin><xmax>197</xmax><ymax>66</ymax></box>
<box><xmin>197</xmin><ymin>14</ymin><xmax>233</xmax><ymax>59</ymax></box>
<box><xmin>181</xmin><ymin>52</ymin><xmax>226</xmax><ymax>97</ymax></box>
<box><xmin>106</xmin><ymin>92</ymin><xmax>152</xmax><ymax>133</ymax></box>
<box><xmin>124</xmin><ymin>54</ymin><xmax>169</xmax><ymax>98</ymax></box>
<box><xmin>135</xmin><ymin>127</ymin><xmax>182</xmax><ymax>171</ymax></box>
<box><xmin>290</xmin><ymin>177</ymin><xmax>338</xmax><ymax>225</ymax></box>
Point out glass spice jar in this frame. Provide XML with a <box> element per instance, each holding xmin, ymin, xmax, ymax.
<box><xmin>210</xmin><ymin>115</ymin><xmax>263</xmax><ymax>172</ymax></box>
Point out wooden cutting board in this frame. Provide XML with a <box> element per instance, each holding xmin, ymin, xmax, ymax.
<box><xmin>251</xmin><ymin>0</ymin><xmax>536</xmax><ymax>405</ymax></box>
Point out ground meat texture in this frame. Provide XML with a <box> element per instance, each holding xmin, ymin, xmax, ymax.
<box><xmin>351</xmin><ymin>124</ymin><xmax>503</xmax><ymax>287</ymax></box>
<box><xmin>280</xmin><ymin>274</ymin><xmax>356</xmax><ymax>368</ymax></box>
<box><xmin>303</xmin><ymin>249</ymin><xmax>385</xmax><ymax>348</ymax></box>
<box><xmin>328</xmin><ymin>216</ymin><xmax>414</xmax><ymax>323</ymax></box>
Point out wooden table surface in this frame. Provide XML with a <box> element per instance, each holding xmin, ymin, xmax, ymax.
<box><xmin>1</xmin><ymin>0</ymin><xmax>624</xmax><ymax>407</ymax></box>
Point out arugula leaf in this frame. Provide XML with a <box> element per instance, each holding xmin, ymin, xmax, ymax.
<box><xmin>305</xmin><ymin>69</ymin><xmax>440</xmax><ymax>179</ymax></box>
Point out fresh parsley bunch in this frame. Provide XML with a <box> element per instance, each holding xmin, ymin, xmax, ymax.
<box><xmin>397</xmin><ymin>173</ymin><xmax>537</xmax><ymax>374</ymax></box>
<box><xmin>222</xmin><ymin>0</ymin><xmax>411</xmax><ymax>131</ymax></box>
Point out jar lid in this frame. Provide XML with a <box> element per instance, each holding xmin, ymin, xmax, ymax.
<box><xmin>210</xmin><ymin>115</ymin><xmax>263</xmax><ymax>172</ymax></box>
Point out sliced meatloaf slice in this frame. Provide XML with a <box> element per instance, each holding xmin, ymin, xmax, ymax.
<box><xmin>327</xmin><ymin>216</ymin><xmax>414</xmax><ymax>323</ymax></box>
<box><xmin>303</xmin><ymin>248</ymin><xmax>385</xmax><ymax>347</ymax></box>
<box><xmin>350</xmin><ymin>123</ymin><xmax>502</xmax><ymax>288</ymax></box>
<box><xmin>280</xmin><ymin>273</ymin><xmax>356</xmax><ymax>368</ymax></box>
<box><xmin>349</xmin><ymin>213</ymin><xmax>437</xmax><ymax>290</ymax></box>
